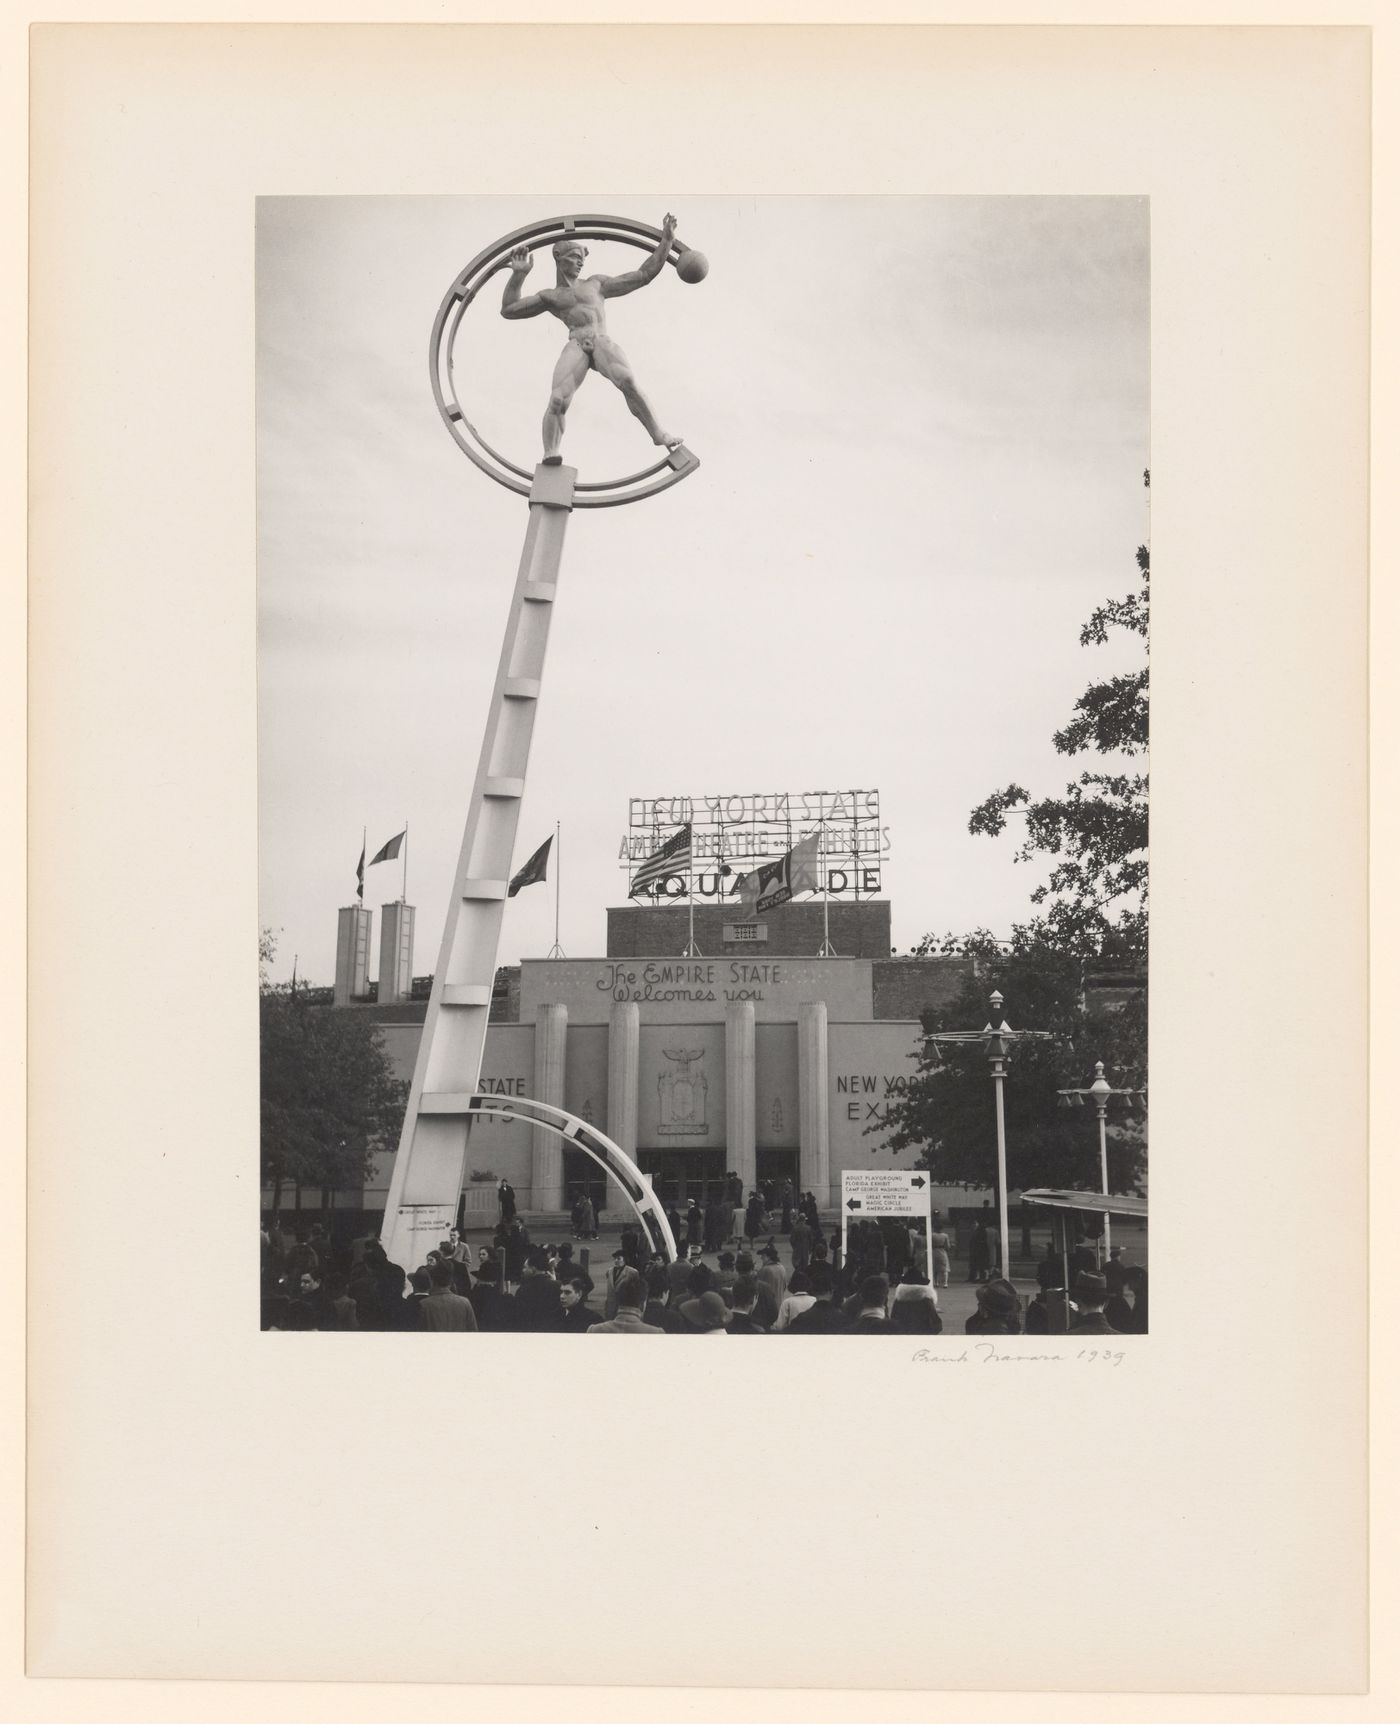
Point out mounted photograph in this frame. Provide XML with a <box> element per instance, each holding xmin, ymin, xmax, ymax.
<box><xmin>257</xmin><ymin>195</ymin><xmax>1150</xmax><ymax>1338</ymax></box>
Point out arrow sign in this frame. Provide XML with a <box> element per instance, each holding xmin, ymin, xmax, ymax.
<box><xmin>846</xmin><ymin>1198</ymin><xmax>862</xmax><ymax>1211</ymax></box>
<box><xmin>910</xmin><ymin>1176</ymin><xmax>926</xmax><ymax>1188</ymax></box>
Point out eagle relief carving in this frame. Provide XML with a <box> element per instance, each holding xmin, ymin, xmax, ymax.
<box><xmin>658</xmin><ymin>1047</ymin><xmax>709</xmax><ymax>1136</ymax></box>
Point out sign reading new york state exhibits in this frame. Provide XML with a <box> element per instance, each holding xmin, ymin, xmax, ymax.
<box><xmin>519</xmin><ymin>957</ymin><xmax>874</xmax><ymax>1025</ymax></box>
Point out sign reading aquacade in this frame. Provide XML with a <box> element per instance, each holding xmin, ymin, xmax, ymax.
<box><xmin>621</xmin><ymin>789</ymin><xmax>890</xmax><ymax>898</ymax></box>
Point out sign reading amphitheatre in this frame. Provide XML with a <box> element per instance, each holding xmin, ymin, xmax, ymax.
<box><xmin>622</xmin><ymin>789</ymin><xmax>890</xmax><ymax>899</ymax></box>
<box><xmin>519</xmin><ymin>957</ymin><xmax>874</xmax><ymax>1025</ymax></box>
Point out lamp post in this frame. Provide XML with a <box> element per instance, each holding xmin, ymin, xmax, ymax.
<box><xmin>927</xmin><ymin>989</ymin><xmax>1050</xmax><ymax>1282</ymax></box>
<box><xmin>987</xmin><ymin>993</ymin><xmax>1012</xmax><ymax>1287</ymax></box>
<box><xmin>1057</xmin><ymin>1061</ymin><xmax>1145</xmax><ymax>1263</ymax></box>
<box><xmin>1089</xmin><ymin>1063</ymin><xmax>1113</xmax><ymax>1256</ymax></box>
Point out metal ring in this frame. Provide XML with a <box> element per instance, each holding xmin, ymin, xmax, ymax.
<box><xmin>430</xmin><ymin>215</ymin><xmax>702</xmax><ymax>507</ymax></box>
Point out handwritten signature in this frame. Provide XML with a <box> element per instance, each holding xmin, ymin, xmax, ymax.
<box><xmin>912</xmin><ymin>1345</ymin><xmax>1126</xmax><ymax>1367</ymax></box>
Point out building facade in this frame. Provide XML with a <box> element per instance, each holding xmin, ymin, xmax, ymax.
<box><xmin>334</xmin><ymin>898</ymin><xmax>985</xmax><ymax>1222</ymax></box>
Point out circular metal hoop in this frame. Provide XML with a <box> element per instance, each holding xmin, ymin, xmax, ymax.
<box><xmin>466</xmin><ymin>1094</ymin><xmax>679</xmax><ymax>1261</ymax></box>
<box><xmin>430</xmin><ymin>214</ymin><xmax>702</xmax><ymax>508</ymax></box>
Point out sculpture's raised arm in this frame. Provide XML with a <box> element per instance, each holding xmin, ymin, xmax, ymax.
<box><xmin>598</xmin><ymin>214</ymin><xmax>678</xmax><ymax>300</ymax></box>
<box><xmin>500</xmin><ymin>245</ymin><xmax>548</xmax><ymax>319</ymax></box>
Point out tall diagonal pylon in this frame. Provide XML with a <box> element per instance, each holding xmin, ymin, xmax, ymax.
<box><xmin>379</xmin><ymin>461</ymin><xmax>577</xmax><ymax>1269</ymax></box>
<box><xmin>379</xmin><ymin>215</ymin><xmax>702</xmax><ymax>1270</ymax></box>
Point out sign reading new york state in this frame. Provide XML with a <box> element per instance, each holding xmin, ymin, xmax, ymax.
<box><xmin>519</xmin><ymin>957</ymin><xmax>874</xmax><ymax>1025</ymax></box>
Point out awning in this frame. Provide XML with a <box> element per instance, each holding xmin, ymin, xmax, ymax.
<box><xmin>1020</xmin><ymin>1188</ymin><xmax>1149</xmax><ymax>1219</ymax></box>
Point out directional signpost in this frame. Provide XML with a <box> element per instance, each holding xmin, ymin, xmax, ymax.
<box><xmin>841</xmin><ymin>1168</ymin><xmax>934</xmax><ymax>1279</ymax></box>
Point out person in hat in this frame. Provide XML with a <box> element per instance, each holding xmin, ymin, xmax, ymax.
<box><xmin>927</xmin><ymin>1213</ymin><xmax>952</xmax><ymax>1289</ymax></box>
<box><xmin>677</xmin><ymin>1290</ymin><xmax>730</xmax><ymax>1335</ymax></box>
<box><xmin>1026</xmin><ymin>1257</ymin><xmax>1076</xmax><ymax>1335</ymax></box>
<box><xmin>419</xmin><ymin>1262</ymin><xmax>478</xmax><ymax>1332</ymax></box>
<box><xmin>756</xmin><ymin>1243</ymin><xmax>789</xmax><ymax>1312</ymax></box>
<box><xmin>497</xmin><ymin>1178</ymin><xmax>516</xmax><ymax>1223</ymax></box>
<box><xmin>502</xmin><ymin>1216</ymin><xmax>529</xmax><ymax>1289</ymax></box>
<box><xmin>1069</xmin><ymin>1271</ymin><xmax>1121</xmax><ymax>1333</ymax></box>
<box><xmin>890</xmin><ymin>1271</ymin><xmax>943</xmax><ymax>1335</ymax></box>
<box><xmin>788</xmin><ymin>1210</ymin><xmax>812</xmax><ymax>1272</ymax></box>
<box><xmin>1104</xmin><ymin>1264</ymin><xmax>1146</xmax><ymax>1335</ymax></box>
<box><xmin>467</xmin><ymin>1255</ymin><xmax>514</xmax><ymax>1332</ymax></box>
<box><xmin>642</xmin><ymin>1264</ymin><xmax>683</xmax><ymax>1332</ymax></box>
<box><xmin>586</xmin><ymin>1269</ymin><xmax>664</xmax><ymax>1334</ymax></box>
<box><xmin>784</xmin><ymin>1263</ymin><xmax>846</xmax><ymax>1333</ymax></box>
<box><xmin>603</xmin><ymin>1248</ymin><xmax>632</xmax><ymax>1320</ymax></box>
<box><xmin>666</xmin><ymin>1245</ymin><xmax>701</xmax><ymax>1305</ymax></box>
<box><xmin>673</xmin><ymin>1261</ymin><xmax>717</xmax><ymax>1326</ymax></box>
<box><xmin>744</xmin><ymin>1191</ymin><xmax>765</xmax><ymax>1243</ymax></box>
<box><xmin>967</xmin><ymin>1215</ymin><xmax>993</xmax><ymax>1283</ymax></box>
<box><xmin>1104</xmin><ymin>1245</ymin><xmax>1128</xmax><ymax>1298</ymax></box>
<box><xmin>965</xmin><ymin>1279</ymin><xmax>1023</xmax><ymax>1335</ymax></box>
<box><xmin>513</xmin><ymin>1245</ymin><xmax>563</xmax><ymax>1332</ymax></box>
<box><xmin>846</xmin><ymin>1274</ymin><xmax>896</xmax><ymax>1334</ymax></box>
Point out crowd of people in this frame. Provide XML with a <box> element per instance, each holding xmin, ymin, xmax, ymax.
<box><xmin>260</xmin><ymin>1208</ymin><xmax>1147</xmax><ymax>1335</ymax></box>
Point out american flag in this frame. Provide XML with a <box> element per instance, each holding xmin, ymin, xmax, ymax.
<box><xmin>628</xmin><ymin>825</ymin><xmax>692</xmax><ymax>898</ymax></box>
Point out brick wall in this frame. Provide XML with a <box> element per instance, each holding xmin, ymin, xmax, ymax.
<box><xmin>871</xmin><ymin>956</ymin><xmax>976</xmax><ymax>1021</ymax></box>
<box><xmin>605</xmin><ymin>899</ymin><xmax>892</xmax><ymax>959</ymax></box>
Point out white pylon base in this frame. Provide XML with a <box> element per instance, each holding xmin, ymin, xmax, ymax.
<box><xmin>379</xmin><ymin>462</ymin><xmax>576</xmax><ymax>1273</ymax></box>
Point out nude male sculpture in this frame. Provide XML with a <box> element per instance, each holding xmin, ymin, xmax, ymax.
<box><xmin>500</xmin><ymin>214</ymin><xmax>682</xmax><ymax>459</ymax></box>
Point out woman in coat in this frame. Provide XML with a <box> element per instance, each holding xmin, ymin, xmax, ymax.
<box><xmin>684</xmin><ymin>1200</ymin><xmax>703</xmax><ymax>1249</ymax></box>
<box><xmin>927</xmin><ymin>1213</ymin><xmax>952</xmax><ymax>1289</ymax></box>
<box><xmin>744</xmin><ymin>1192</ymin><xmax>765</xmax><ymax>1243</ymax></box>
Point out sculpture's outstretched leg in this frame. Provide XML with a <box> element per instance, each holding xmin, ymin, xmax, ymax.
<box><xmin>590</xmin><ymin>336</ymin><xmax>681</xmax><ymax>448</ymax></box>
<box><xmin>543</xmin><ymin>342</ymin><xmax>591</xmax><ymax>459</ymax></box>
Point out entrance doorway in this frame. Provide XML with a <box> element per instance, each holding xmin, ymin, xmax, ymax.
<box><xmin>562</xmin><ymin>1150</ymin><xmax>608</xmax><ymax>1228</ymax></box>
<box><xmin>756</xmin><ymin>1149</ymin><xmax>799</xmax><ymax>1206</ymax></box>
<box><xmin>638</xmin><ymin>1150</ymin><xmax>727</xmax><ymax>1209</ymax></box>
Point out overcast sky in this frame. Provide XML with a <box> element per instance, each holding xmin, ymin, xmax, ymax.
<box><xmin>257</xmin><ymin>195</ymin><xmax>1148</xmax><ymax>987</ymax></box>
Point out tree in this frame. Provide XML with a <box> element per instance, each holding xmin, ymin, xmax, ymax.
<box><xmin>875</xmin><ymin>931</ymin><xmax>1147</xmax><ymax>1198</ymax></box>
<box><xmin>259</xmin><ymin>932</ymin><xmax>409</xmax><ymax>1212</ymax></box>
<box><xmin>968</xmin><ymin>471</ymin><xmax>1149</xmax><ymax>962</ymax></box>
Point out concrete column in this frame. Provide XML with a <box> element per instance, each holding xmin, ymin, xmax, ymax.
<box><xmin>607</xmin><ymin>1001</ymin><xmax>641</xmax><ymax>1159</ymax></box>
<box><xmin>334</xmin><ymin>905</ymin><xmax>373</xmax><ymax>1006</ymax></box>
<box><xmin>725</xmin><ymin>1001</ymin><xmax>757</xmax><ymax>1197</ymax></box>
<box><xmin>531</xmin><ymin>1002</ymin><xmax>568</xmax><ymax>1211</ymax></box>
<box><xmin>377</xmin><ymin>901</ymin><xmax>415</xmax><ymax>1005</ymax></box>
<box><xmin>798</xmin><ymin>999</ymin><xmax>830</xmax><ymax>1203</ymax></box>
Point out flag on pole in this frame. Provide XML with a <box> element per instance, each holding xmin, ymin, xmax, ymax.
<box><xmin>355</xmin><ymin>841</ymin><xmax>366</xmax><ymax>902</ymax></box>
<box><xmin>628</xmin><ymin>825</ymin><xmax>692</xmax><ymax>898</ymax></box>
<box><xmin>736</xmin><ymin>831</ymin><xmax>822</xmax><ymax>916</ymax></box>
<box><xmin>369</xmin><ymin>830</ymin><xmax>406</xmax><ymax>866</ymax></box>
<box><xmin>507</xmin><ymin>834</ymin><xmax>553</xmax><ymax>897</ymax></box>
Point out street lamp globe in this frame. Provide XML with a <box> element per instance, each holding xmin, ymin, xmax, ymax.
<box><xmin>1089</xmin><ymin>1060</ymin><xmax>1113</xmax><ymax>1116</ymax></box>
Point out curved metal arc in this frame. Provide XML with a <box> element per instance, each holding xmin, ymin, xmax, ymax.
<box><xmin>468</xmin><ymin>1095</ymin><xmax>678</xmax><ymax>1262</ymax></box>
<box><xmin>429</xmin><ymin>213</ymin><xmax>699</xmax><ymax>506</ymax></box>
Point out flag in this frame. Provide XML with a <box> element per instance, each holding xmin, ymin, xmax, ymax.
<box><xmin>507</xmin><ymin>834</ymin><xmax>553</xmax><ymax>897</ymax></box>
<box><xmin>628</xmin><ymin>825</ymin><xmax>692</xmax><ymax>898</ymax></box>
<box><xmin>355</xmin><ymin>841</ymin><xmax>365</xmax><ymax>902</ymax></box>
<box><xmin>737</xmin><ymin>831</ymin><xmax>822</xmax><ymax>916</ymax></box>
<box><xmin>370</xmin><ymin>829</ymin><xmax>405</xmax><ymax>866</ymax></box>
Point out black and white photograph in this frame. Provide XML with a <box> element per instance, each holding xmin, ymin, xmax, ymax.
<box><xmin>26</xmin><ymin>15</ymin><xmax>1375</xmax><ymax>1703</ymax></box>
<box><xmin>257</xmin><ymin>195</ymin><xmax>1150</xmax><ymax>1338</ymax></box>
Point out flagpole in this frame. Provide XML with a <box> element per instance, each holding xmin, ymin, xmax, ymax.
<box><xmin>402</xmin><ymin>821</ymin><xmax>408</xmax><ymax>905</ymax></box>
<box><xmin>545</xmin><ymin>820</ymin><xmax>565</xmax><ymax>958</ymax></box>
<box><xmin>822</xmin><ymin>820</ymin><xmax>830</xmax><ymax>953</ymax></box>
<box><xmin>361</xmin><ymin>825</ymin><xmax>367</xmax><ymax>905</ymax></box>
